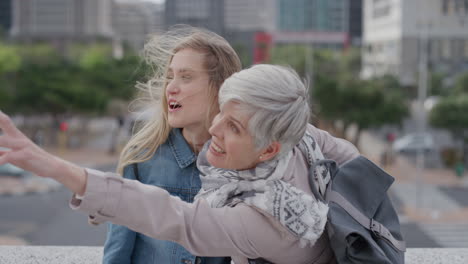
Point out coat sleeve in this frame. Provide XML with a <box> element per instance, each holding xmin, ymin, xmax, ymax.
<box><xmin>70</xmin><ymin>169</ymin><xmax>306</xmax><ymax>260</ymax></box>
<box><xmin>102</xmin><ymin>165</ymin><xmax>137</xmax><ymax>264</ymax></box>
<box><xmin>306</xmin><ymin>124</ymin><xmax>360</xmax><ymax>165</ymax></box>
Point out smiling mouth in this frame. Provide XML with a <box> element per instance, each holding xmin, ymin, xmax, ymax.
<box><xmin>211</xmin><ymin>142</ymin><xmax>226</xmax><ymax>154</ymax></box>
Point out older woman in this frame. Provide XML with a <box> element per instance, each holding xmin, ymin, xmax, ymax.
<box><xmin>0</xmin><ymin>64</ymin><xmax>358</xmax><ymax>263</ymax></box>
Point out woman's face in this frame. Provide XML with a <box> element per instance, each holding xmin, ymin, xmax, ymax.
<box><xmin>206</xmin><ymin>101</ymin><xmax>265</xmax><ymax>170</ymax></box>
<box><xmin>165</xmin><ymin>48</ymin><xmax>212</xmax><ymax>130</ymax></box>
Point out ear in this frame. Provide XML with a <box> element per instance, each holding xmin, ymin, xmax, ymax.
<box><xmin>259</xmin><ymin>142</ymin><xmax>281</xmax><ymax>162</ymax></box>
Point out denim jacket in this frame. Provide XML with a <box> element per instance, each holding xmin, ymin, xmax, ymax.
<box><xmin>103</xmin><ymin>128</ymin><xmax>230</xmax><ymax>264</ymax></box>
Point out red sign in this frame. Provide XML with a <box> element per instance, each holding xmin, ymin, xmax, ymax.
<box><xmin>254</xmin><ymin>32</ymin><xmax>272</xmax><ymax>64</ymax></box>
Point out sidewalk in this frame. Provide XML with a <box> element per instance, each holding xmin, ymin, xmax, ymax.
<box><xmin>359</xmin><ymin>131</ymin><xmax>468</xmax><ymax>224</ymax></box>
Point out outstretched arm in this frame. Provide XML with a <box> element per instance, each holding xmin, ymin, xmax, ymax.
<box><xmin>0</xmin><ymin>111</ymin><xmax>88</xmax><ymax>195</ymax></box>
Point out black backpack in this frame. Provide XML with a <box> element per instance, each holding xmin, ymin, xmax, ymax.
<box><xmin>249</xmin><ymin>155</ymin><xmax>406</xmax><ymax>264</ymax></box>
<box><xmin>308</xmin><ymin>156</ymin><xmax>406</xmax><ymax>263</ymax></box>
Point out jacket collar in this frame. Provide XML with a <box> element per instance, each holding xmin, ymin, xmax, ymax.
<box><xmin>168</xmin><ymin>128</ymin><xmax>197</xmax><ymax>168</ymax></box>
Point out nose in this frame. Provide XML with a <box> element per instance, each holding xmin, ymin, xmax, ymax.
<box><xmin>208</xmin><ymin>114</ymin><xmax>223</xmax><ymax>139</ymax></box>
<box><xmin>166</xmin><ymin>79</ymin><xmax>179</xmax><ymax>95</ymax></box>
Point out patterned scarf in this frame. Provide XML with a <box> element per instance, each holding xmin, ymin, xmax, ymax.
<box><xmin>195</xmin><ymin>132</ymin><xmax>330</xmax><ymax>247</ymax></box>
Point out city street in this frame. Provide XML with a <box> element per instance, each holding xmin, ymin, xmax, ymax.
<box><xmin>0</xmin><ymin>164</ymin><xmax>116</xmax><ymax>246</ymax></box>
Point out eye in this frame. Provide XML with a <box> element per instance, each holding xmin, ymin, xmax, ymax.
<box><xmin>182</xmin><ymin>75</ymin><xmax>192</xmax><ymax>81</ymax></box>
<box><xmin>228</xmin><ymin>122</ymin><xmax>240</xmax><ymax>134</ymax></box>
<box><xmin>166</xmin><ymin>75</ymin><xmax>174</xmax><ymax>81</ymax></box>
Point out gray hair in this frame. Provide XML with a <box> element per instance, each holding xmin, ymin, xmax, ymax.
<box><xmin>219</xmin><ymin>64</ymin><xmax>310</xmax><ymax>158</ymax></box>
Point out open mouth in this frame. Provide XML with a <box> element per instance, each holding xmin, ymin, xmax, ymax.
<box><xmin>210</xmin><ymin>142</ymin><xmax>226</xmax><ymax>154</ymax></box>
<box><xmin>168</xmin><ymin>100</ymin><xmax>182</xmax><ymax>111</ymax></box>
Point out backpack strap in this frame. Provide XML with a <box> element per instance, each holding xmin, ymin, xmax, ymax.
<box><xmin>308</xmin><ymin>159</ymin><xmax>406</xmax><ymax>252</ymax></box>
<box><xmin>326</xmin><ymin>186</ymin><xmax>406</xmax><ymax>252</ymax></box>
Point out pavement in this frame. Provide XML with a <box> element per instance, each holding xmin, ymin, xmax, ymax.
<box><xmin>359</xmin><ymin>131</ymin><xmax>468</xmax><ymax>248</ymax></box>
<box><xmin>0</xmin><ymin>147</ymin><xmax>118</xmax><ymax>245</ymax></box>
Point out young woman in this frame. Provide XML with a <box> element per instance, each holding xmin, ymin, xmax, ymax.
<box><xmin>103</xmin><ymin>27</ymin><xmax>242</xmax><ymax>264</ymax></box>
<box><xmin>0</xmin><ymin>35</ymin><xmax>359</xmax><ymax>264</ymax></box>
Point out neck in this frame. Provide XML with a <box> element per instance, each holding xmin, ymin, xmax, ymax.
<box><xmin>182</xmin><ymin>126</ymin><xmax>211</xmax><ymax>154</ymax></box>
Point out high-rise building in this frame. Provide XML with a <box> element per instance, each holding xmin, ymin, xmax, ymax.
<box><xmin>224</xmin><ymin>0</ymin><xmax>275</xmax><ymax>32</ymax></box>
<box><xmin>274</xmin><ymin>0</ymin><xmax>349</xmax><ymax>49</ymax></box>
<box><xmin>113</xmin><ymin>1</ymin><xmax>164</xmax><ymax>51</ymax></box>
<box><xmin>362</xmin><ymin>0</ymin><xmax>468</xmax><ymax>85</ymax></box>
<box><xmin>348</xmin><ymin>0</ymin><xmax>363</xmax><ymax>46</ymax></box>
<box><xmin>10</xmin><ymin>0</ymin><xmax>114</xmax><ymax>40</ymax></box>
<box><xmin>164</xmin><ymin>0</ymin><xmax>224</xmax><ymax>36</ymax></box>
<box><xmin>0</xmin><ymin>0</ymin><xmax>12</xmax><ymax>35</ymax></box>
<box><xmin>277</xmin><ymin>0</ymin><xmax>349</xmax><ymax>33</ymax></box>
<box><xmin>224</xmin><ymin>0</ymin><xmax>276</xmax><ymax>65</ymax></box>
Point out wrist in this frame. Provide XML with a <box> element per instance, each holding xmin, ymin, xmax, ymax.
<box><xmin>53</xmin><ymin>157</ymin><xmax>88</xmax><ymax>196</ymax></box>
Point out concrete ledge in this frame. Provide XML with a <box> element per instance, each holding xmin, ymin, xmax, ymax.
<box><xmin>0</xmin><ymin>246</ymin><xmax>467</xmax><ymax>263</ymax></box>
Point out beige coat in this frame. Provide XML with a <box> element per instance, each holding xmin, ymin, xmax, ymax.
<box><xmin>70</xmin><ymin>125</ymin><xmax>359</xmax><ymax>264</ymax></box>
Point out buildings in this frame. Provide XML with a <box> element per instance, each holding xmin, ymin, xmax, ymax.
<box><xmin>349</xmin><ymin>0</ymin><xmax>363</xmax><ymax>46</ymax></box>
<box><xmin>362</xmin><ymin>0</ymin><xmax>468</xmax><ymax>85</ymax></box>
<box><xmin>164</xmin><ymin>0</ymin><xmax>224</xmax><ymax>36</ymax></box>
<box><xmin>224</xmin><ymin>0</ymin><xmax>276</xmax><ymax>64</ymax></box>
<box><xmin>10</xmin><ymin>0</ymin><xmax>114</xmax><ymax>41</ymax></box>
<box><xmin>0</xmin><ymin>0</ymin><xmax>12</xmax><ymax>35</ymax></box>
<box><xmin>275</xmin><ymin>0</ymin><xmax>351</xmax><ymax>49</ymax></box>
<box><xmin>112</xmin><ymin>0</ymin><xmax>164</xmax><ymax>51</ymax></box>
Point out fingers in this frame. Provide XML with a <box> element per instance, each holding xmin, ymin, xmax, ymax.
<box><xmin>0</xmin><ymin>111</ymin><xmax>23</xmax><ymax>137</ymax></box>
<box><xmin>0</xmin><ymin>135</ymin><xmax>26</xmax><ymax>150</ymax></box>
<box><xmin>0</xmin><ymin>150</ymin><xmax>9</xmax><ymax>165</ymax></box>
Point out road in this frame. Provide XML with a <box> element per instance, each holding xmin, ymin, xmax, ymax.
<box><xmin>0</xmin><ymin>164</ymin><xmax>115</xmax><ymax>246</ymax></box>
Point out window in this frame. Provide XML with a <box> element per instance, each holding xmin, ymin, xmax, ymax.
<box><xmin>441</xmin><ymin>39</ymin><xmax>452</xmax><ymax>59</ymax></box>
<box><xmin>442</xmin><ymin>0</ymin><xmax>449</xmax><ymax>14</ymax></box>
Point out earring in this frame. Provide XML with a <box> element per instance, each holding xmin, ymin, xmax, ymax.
<box><xmin>259</xmin><ymin>155</ymin><xmax>263</xmax><ymax>160</ymax></box>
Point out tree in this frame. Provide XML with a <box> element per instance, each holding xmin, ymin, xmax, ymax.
<box><xmin>232</xmin><ymin>43</ymin><xmax>252</xmax><ymax>68</ymax></box>
<box><xmin>453</xmin><ymin>71</ymin><xmax>468</xmax><ymax>94</ymax></box>
<box><xmin>429</xmin><ymin>72</ymin><xmax>447</xmax><ymax>96</ymax></box>
<box><xmin>430</xmin><ymin>94</ymin><xmax>468</xmax><ymax>164</ymax></box>
<box><xmin>270</xmin><ymin>45</ymin><xmax>308</xmax><ymax>76</ymax></box>
<box><xmin>314</xmin><ymin>75</ymin><xmax>408</xmax><ymax>146</ymax></box>
<box><xmin>0</xmin><ymin>43</ymin><xmax>22</xmax><ymax>111</ymax></box>
<box><xmin>269</xmin><ymin>45</ymin><xmax>409</xmax><ymax>145</ymax></box>
<box><xmin>312</xmin><ymin>48</ymin><xmax>408</xmax><ymax>146</ymax></box>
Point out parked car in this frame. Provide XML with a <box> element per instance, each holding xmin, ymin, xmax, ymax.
<box><xmin>392</xmin><ymin>133</ymin><xmax>435</xmax><ymax>153</ymax></box>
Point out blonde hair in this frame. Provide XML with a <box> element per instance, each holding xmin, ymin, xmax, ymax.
<box><xmin>117</xmin><ymin>26</ymin><xmax>242</xmax><ymax>174</ymax></box>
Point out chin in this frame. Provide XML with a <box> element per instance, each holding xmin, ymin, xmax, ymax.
<box><xmin>168</xmin><ymin>118</ymin><xmax>185</xmax><ymax>128</ymax></box>
<box><xmin>206</xmin><ymin>152</ymin><xmax>220</xmax><ymax>167</ymax></box>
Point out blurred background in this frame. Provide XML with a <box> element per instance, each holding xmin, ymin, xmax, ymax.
<box><xmin>0</xmin><ymin>0</ymin><xmax>467</xmax><ymax>249</ymax></box>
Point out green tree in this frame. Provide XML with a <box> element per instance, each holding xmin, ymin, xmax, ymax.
<box><xmin>430</xmin><ymin>94</ymin><xmax>468</xmax><ymax>164</ymax></box>
<box><xmin>270</xmin><ymin>45</ymin><xmax>409</xmax><ymax>145</ymax></box>
<box><xmin>453</xmin><ymin>71</ymin><xmax>468</xmax><ymax>94</ymax></box>
<box><xmin>0</xmin><ymin>43</ymin><xmax>22</xmax><ymax>111</ymax></box>
<box><xmin>232</xmin><ymin>43</ymin><xmax>252</xmax><ymax>68</ymax></box>
<box><xmin>429</xmin><ymin>72</ymin><xmax>446</xmax><ymax>96</ymax></box>
<box><xmin>314</xmin><ymin>75</ymin><xmax>408</xmax><ymax>146</ymax></box>
<box><xmin>270</xmin><ymin>45</ymin><xmax>308</xmax><ymax>76</ymax></box>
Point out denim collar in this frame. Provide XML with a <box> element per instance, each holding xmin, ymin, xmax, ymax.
<box><xmin>168</xmin><ymin>128</ymin><xmax>197</xmax><ymax>168</ymax></box>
